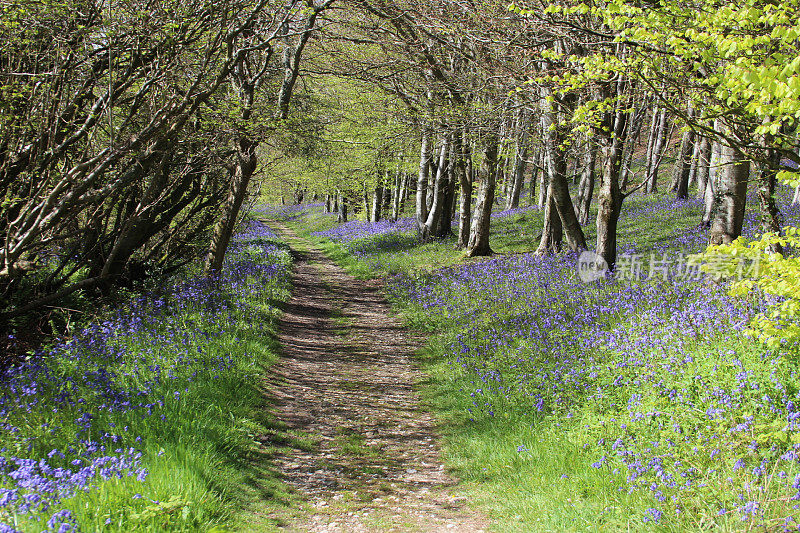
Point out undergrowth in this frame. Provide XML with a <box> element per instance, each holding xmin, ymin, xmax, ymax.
<box><xmin>0</xmin><ymin>220</ymin><xmax>295</xmax><ymax>532</ymax></box>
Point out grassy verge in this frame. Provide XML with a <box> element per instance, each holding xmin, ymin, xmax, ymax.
<box><xmin>276</xmin><ymin>190</ymin><xmax>800</xmax><ymax>531</ymax></box>
<box><xmin>0</xmin><ymin>221</ymin><xmax>299</xmax><ymax>532</ymax></box>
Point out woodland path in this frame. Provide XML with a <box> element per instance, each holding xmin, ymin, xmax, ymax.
<box><xmin>261</xmin><ymin>221</ymin><xmax>486</xmax><ymax>533</ymax></box>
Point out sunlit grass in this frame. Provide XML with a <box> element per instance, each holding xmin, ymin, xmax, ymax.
<box><xmin>0</xmin><ymin>222</ymin><xmax>301</xmax><ymax>532</ymax></box>
<box><xmin>280</xmin><ymin>186</ymin><xmax>800</xmax><ymax>531</ymax></box>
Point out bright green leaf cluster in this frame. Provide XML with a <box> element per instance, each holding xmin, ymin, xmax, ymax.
<box><xmin>696</xmin><ymin>228</ymin><xmax>800</xmax><ymax>350</ymax></box>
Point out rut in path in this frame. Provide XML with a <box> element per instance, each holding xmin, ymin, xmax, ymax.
<box><xmin>263</xmin><ymin>222</ymin><xmax>486</xmax><ymax>533</ymax></box>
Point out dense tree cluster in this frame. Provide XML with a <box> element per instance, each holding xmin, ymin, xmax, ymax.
<box><xmin>0</xmin><ymin>0</ymin><xmax>331</xmax><ymax>322</ymax></box>
<box><xmin>3</xmin><ymin>0</ymin><xmax>799</xmax><ymax>324</ymax></box>
<box><xmin>275</xmin><ymin>0</ymin><xmax>799</xmax><ymax>265</ymax></box>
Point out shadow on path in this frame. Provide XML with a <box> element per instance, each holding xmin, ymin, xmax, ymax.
<box><xmin>261</xmin><ymin>220</ymin><xmax>486</xmax><ymax>533</ymax></box>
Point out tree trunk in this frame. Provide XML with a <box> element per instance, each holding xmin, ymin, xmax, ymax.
<box><xmin>426</xmin><ymin>154</ymin><xmax>435</xmax><ymax>212</ymax></box>
<box><xmin>507</xmin><ymin>112</ymin><xmax>529</xmax><ymax>210</ymax></box>
<box><xmin>687</xmin><ymin>134</ymin><xmax>702</xmax><ymax>189</ymax></box>
<box><xmin>457</xmin><ymin>130</ymin><xmax>473</xmax><ymax>249</ymax></box>
<box><xmin>577</xmin><ymin>139</ymin><xmax>596</xmax><ymax>226</ymax></box>
<box><xmin>466</xmin><ymin>134</ymin><xmax>498</xmax><ymax>257</ymax></box>
<box><xmin>595</xmin><ymin>138</ymin><xmax>624</xmax><ymax>270</ymax></box>
<box><xmin>451</xmin><ymin>174</ymin><xmax>459</xmax><ymax>221</ymax></box>
<box><xmin>758</xmin><ymin>149</ymin><xmax>783</xmax><ymax>247</ymax></box>
<box><xmin>569</xmin><ymin>156</ymin><xmax>579</xmax><ymax>186</ymax></box>
<box><xmin>754</xmin><ymin>134</ymin><xmax>783</xmax><ymax>246</ymax></box>
<box><xmin>205</xmin><ymin>138</ymin><xmax>257</xmax><ymax>275</ymax></box>
<box><xmin>275</xmin><ymin>9</ymin><xmax>321</xmax><ymax>120</ymax></box>
<box><xmin>673</xmin><ymin>130</ymin><xmax>695</xmax><ymax>199</ymax></box>
<box><xmin>389</xmin><ymin>174</ymin><xmax>397</xmax><ymax>221</ymax></box>
<box><xmin>508</xmin><ymin>161</ymin><xmax>526</xmax><ymax>210</ymax></box>
<box><xmin>397</xmin><ymin>171</ymin><xmax>407</xmax><ymax>217</ymax></box>
<box><xmin>618</xmin><ymin>97</ymin><xmax>649</xmax><ymax>192</ymax></box>
<box><xmin>540</xmin><ymin>94</ymin><xmax>587</xmax><ymax>252</ymax></box>
<box><xmin>382</xmin><ymin>174</ymin><xmax>392</xmax><ymax>212</ymax></box>
<box><xmin>391</xmin><ymin>168</ymin><xmax>402</xmax><ymax>221</ymax></box>
<box><xmin>507</xmin><ymin>155</ymin><xmax>526</xmax><ymax>209</ymax></box>
<box><xmin>673</xmin><ymin>106</ymin><xmax>696</xmax><ymax>200</ymax></box>
<box><xmin>701</xmin><ymin>138</ymin><xmax>722</xmax><ymax>227</ymax></box>
<box><xmin>497</xmin><ymin>135</ymin><xmax>509</xmax><ymax>207</ymax></box>
<box><xmin>708</xmin><ymin>140</ymin><xmax>749</xmax><ymax>245</ymax></box>
<box><xmin>619</xmin><ymin>142</ymin><xmax>635</xmax><ymax>192</ymax></box>
<box><xmin>421</xmin><ymin>134</ymin><xmax>450</xmax><ymax>240</ymax></box>
<box><xmin>535</xmin><ymin>188</ymin><xmax>563</xmax><ymax>255</ymax></box>
<box><xmin>371</xmin><ymin>182</ymin><xmax>383</xmax><ymax>222</ymax></box>
<box><xmin>528</xmin><ymin>149</ymin><xmax>539</xmax><ymax>205</ymax></box>
<box><xmin>337</xmin><ymin>193</ymin><xmax>348</xmax><ymax>223</ymax></box>
<box><xmin>595</xmin><ymin>82</ymin><xmax>628</xmax><ymax>270</ymax></box>
<box><xmin>436</xmin><ymin>139</ymin><xmax>455</xmax><ymax>239</ymax></box>
<box><xmin>645</xmin><ymin>108</ymin><xmax>668</xmax><ymax>194</ymax></box>
<box><xmin>696</xmin><ymin>136</ymin><xmax>711</xmax><ymax>198</ymax></box>
<box><xmin>537</xmin><ymin>149</ymin><xmax>548</xmax><ymax>208</ymax></box>
<box><xmin>437</xmin><ymin>166</ymin><xmax>455</xmax><ymax>238</ymax></box>
<box><xmin>416</xmin><ymin>131</ymin><xmax>431</xmax><ymax>235</ymax></box>
<box><xmin>644</xmin><ymin>107</ymin><xmax>659</xmax><ymax>186</ymax></box>
<box><xmin>101</xmin><ymin>157</ymin><xmax>171</xmax><ymax>284</ymax></box>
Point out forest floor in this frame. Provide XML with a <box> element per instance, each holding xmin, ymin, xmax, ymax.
<box><xmin>257</xmin><ymin>221</ymin><xmax>486</xmax><ymax>533</ymax></box>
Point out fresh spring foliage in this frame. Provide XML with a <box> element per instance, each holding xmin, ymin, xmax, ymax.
<box><xmin>0</xmin><ymin>221</ymin><xmax>291</xmax><ymax>532</ymax></box>
<box><xmin>516</xmin><ymin>0</ymin><xmax>800</xmax><ymax>148</ymax></box>
<box><xmin>697</xmin><ymin>161</ymin><xmax>800</xmax><ymax>350</ymax></box>
<box><xmin>699</xmin><ymin>228</ymin><xmax>800</xmax><ymax>350</ymax></box>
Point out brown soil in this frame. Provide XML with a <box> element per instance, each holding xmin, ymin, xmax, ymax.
<box><xmin>262</xmin><ymin>221</ymin><xmax>487</xmax><ymax>533</ymax></box>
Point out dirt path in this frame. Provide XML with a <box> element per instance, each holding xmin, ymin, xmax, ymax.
<box><xmin>262</xmin><ymin>221</ymin><xmax>486</xmax><ymax>533</ymax></box>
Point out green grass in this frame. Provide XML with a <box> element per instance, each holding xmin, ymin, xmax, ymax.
<box><xmin>278</xmin><ymin>188</ymin><xmax>799</xmax><ymax>531</ymax></box>
<box><xmin>333</xmin><ymin>429</ymin><xmax>383</xmax><ymax>459</ymax></box>
<box><xmin>0</xmin><ymin>231</ymin><xmax>310</xmax><ymax>532</ymax></box>
<box><xmin>418</xmin><ymin>332</ymin><xmax>788</xmax><ymax>532</ymax></box>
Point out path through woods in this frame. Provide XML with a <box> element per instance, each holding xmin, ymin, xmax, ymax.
<box><xmin>261</xmin><ymin>222</ymin><xmax>486</xmax><ymax>533</ymax></box>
